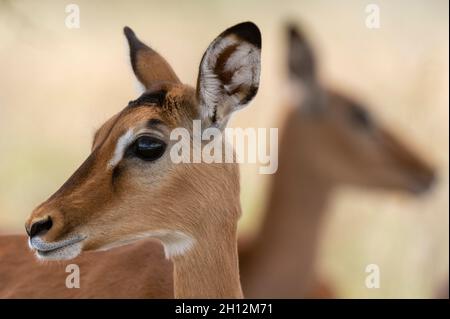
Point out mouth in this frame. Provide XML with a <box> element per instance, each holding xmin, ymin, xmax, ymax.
<box><xmin>29</xmin><ymin>235</ymin><xmax>87</xmax><ymax>260</ymax></box>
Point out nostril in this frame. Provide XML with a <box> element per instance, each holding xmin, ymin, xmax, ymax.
<box><xmin>28</xmin><ymin>217</ymin><xmax>53</xmax><ymax>238</ymax></box>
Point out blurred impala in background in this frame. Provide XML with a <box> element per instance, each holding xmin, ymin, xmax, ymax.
<box><xmin>0</xmin><ymin>0</ymin><xmax>448</xmax><ymax>298</ymax></box>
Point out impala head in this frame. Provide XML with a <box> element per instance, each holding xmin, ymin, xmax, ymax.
<box><xmin>25</xmin><ymin>22</ymin><xmax>261</xmax><ymax>260</ymax></box>
<box><xmin>286</xmin><ymin>25</ymin><xmax>435</xmax><ymax>193</ymax></box>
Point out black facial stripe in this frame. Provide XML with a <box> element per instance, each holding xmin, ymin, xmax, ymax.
<box><xmin>147</xmin><ymin>118</ymin><xmax>165</xmax><ymax>128</ymax></box>
<box><xmin>111</xmin><ymin>165</ymin><xmax>122</xmax><ymax>189</ymax></box>
<box><xmin>128</xmin><ymin>90</ymin><xmax>167</xmax><ymax>108</ymax></box>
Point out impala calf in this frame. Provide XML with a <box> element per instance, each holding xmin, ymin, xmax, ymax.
<box><xmin>239</xmin><ymin>24</ymin><xmax>436</xmax><ymax>298</ymax></box>
<box><xmin>0</xmin><ymin>21</ymin><xmax>261</xmax><ymax>298</ymax></box>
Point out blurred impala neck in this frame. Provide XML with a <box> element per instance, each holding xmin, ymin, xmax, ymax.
<box><xmin>260</xmin><ymin>111</ymin><xmax>333</xmax><ymax>252</ymax></box>
<box><xmin>256</xmin><ymin>154</ymin><xmax>331</xmax><ymax>261</ymax></box>
<box><xmin>241</xmin><ymin>113</ymin><xmax>333</xmax><ymax>296</ymax></box>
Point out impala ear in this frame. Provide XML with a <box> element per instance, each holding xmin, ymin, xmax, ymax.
<box><xmin>196</xmin><ymin>22</ymin><xmax>261</xmax><ymax>129</ymax></box>
<box><xmin>287</xmin><ymin>24</ymin><xmax>316</xmax><ymax>83</ymax></box>
<box><xmin>124</xmin><ymin>26</ymin><xmax>180</xmax><ymax>89</ymax></box>
<box><xmin>286</xmin><ymin>24</ymin><xmax>325</xmax><ymax>113</ymax></box>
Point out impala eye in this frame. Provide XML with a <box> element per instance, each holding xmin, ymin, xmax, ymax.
<box><xmin>129</xmin><ymin>136</ymin><xmax>166</xmax><ymax>161</ymax></box>
<box><xmin>349</xmin><ymin>104</ymin><xmax>372</xmax><ymax>129</ymax></box>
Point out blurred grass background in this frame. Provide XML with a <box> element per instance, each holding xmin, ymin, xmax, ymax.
<box><xmin>0</xmin><ymin>0</ymin><xmax>448</xmax><ymax>298</ymax></box>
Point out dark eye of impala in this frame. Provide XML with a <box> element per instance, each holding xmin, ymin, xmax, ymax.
<box><xmin>349</xmin><ymin>104</ymin><xmax>372</xmax><ymax>129</ymax></box>
<box><xmin>128</xmin><ymin>136</ymin><xmax>166</xmax><ymax>161</ymax></box>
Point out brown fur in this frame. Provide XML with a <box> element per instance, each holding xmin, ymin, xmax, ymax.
<box><xmin>0</xmin><ymin>235</ymin><xmax>172</xmax><ymax>298</ymax></box>
<box><xmin>238</xmin><ymin>26</ymin><xmax>435</xmax><ymax>298</ymax></box>
<box><xmin>0</xmin><ymin>22</ymin><xmax>262</xmax><ymax>298</ymax></box>
<box><xmin>0</xmin><ymin>87</ymin><xmax>241</xmax><ymax>298</ymax></box>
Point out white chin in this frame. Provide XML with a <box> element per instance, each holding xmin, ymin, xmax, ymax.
<box><xmin>35</xmin><ymin>242</ymin><xmax>83</xmax><ymax>261</ymax></box>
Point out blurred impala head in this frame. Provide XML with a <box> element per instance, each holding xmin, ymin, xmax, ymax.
<box><xmin>25</xmin><ymin>22</ymin><xmax>261</xmax><ymax>260</ymax></box>
<box><xmin>286</xmin><ymin>25</ymin><xmax>435</xmax><ymax>193</ymax></box>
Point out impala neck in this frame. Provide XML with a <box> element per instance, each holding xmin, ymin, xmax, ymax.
<box><xmin>241</xmin><ymin>110</ymin><xmax>333</xmax><ymax>297</ymax></box>
<box><xmin>172</xmin><ymin>225</ymin><xmax>242</xmax><ymax>298</ymax></box>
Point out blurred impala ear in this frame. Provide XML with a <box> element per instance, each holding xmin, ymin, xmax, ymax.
<box><xmin>287</xmin><ymin>24</ymin><xmax>316</xmax><ymax>82</ymax></box>
<box><xmin>124</xmin><ymin>26</ymin><xmax>180</xmax><ymax>89</ymax></box>
<box><xmin>286</xmin><ymin>24</ymin><xmax>326</xmax><ymax>113</ymax></box>
<box><xmin>196</xmin><ymin>22</ymin><xmax>262</xmax><ymax>129</ymax></box>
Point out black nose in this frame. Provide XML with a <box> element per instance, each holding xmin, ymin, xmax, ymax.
<box><xmin>26</xmin><ymin>217</ymin><xmax>53</xmax><ymax>238</ymax></box>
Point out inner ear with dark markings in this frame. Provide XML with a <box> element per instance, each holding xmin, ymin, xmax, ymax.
<box><xmin>196</xmin><ymin>22</ymin><xmax>262</xmax><ymax>130</ymax></box>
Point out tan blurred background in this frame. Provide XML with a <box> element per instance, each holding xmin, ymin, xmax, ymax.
<box><xmin>0</xmin><ymin>0</ymin><xmax>448</xmax><ymax>298</ymax></box>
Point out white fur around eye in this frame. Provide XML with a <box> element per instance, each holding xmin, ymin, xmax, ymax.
<box><xmin>107</xmin><ymin>129</ymin><xmax>134</xmax><ymax>169</ymax></box>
